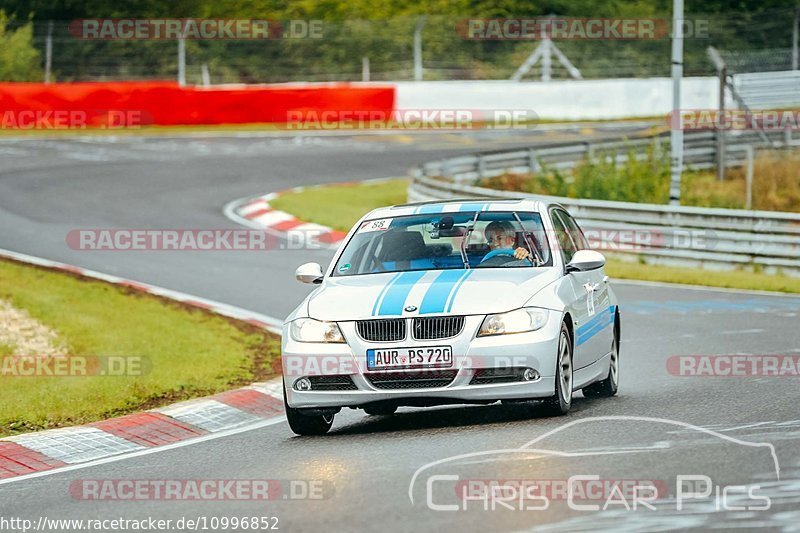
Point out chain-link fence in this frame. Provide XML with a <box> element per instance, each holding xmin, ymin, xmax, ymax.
<box><xmin>4</xmin><ymin>8</ymin><xmax>799</xmax><ymax>83</ymax></box>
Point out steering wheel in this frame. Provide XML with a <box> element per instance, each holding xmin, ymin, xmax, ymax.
<box><xmin>479</xmin><ymin>249</ymin><xmax>532</xmax><ymax>267</ymax></box>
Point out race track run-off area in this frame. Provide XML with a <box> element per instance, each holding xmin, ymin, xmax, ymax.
<box><xmin>0</xmin><ymin>132</ymin><xmax>799</xmax><ymax>532</ymax></box>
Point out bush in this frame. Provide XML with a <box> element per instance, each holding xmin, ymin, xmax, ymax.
<box><xmin>478</xmin><ymin>139</ymin><xmax>670</xmax><ymax>203</ymax></box>
<box><xmin>477</xmin><ymin>144</ymin><xmax>800</xmax><ymax>213</ymax></box>
<box><xmin>0</xmin><ymin>13</ymin><xmax>42</xmax><ymax>81</ymax></box>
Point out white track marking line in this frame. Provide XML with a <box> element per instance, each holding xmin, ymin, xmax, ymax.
<box><xmin>612</xmin><ymin>278</ymin><xmax>800</xmax><ymax>299</ymax></box>
<box><xmin>155</xmin><ymin>400</ymin><xmax>262</xmax><ymax>433</ymax></box>
<box><xmin>0</xmin><ymin>247</ymin><xmax>284</xmax><ymax>334</ymax></box>
<box><xmin>0</xmin><ymin>417</ymin><xmax>287</xmax><ymax>487</ymax></box>
<box><xmin>251</xmin><ymin>210</ymin><xmax>295</xmax><ymax>226</ymax></box>
<box><xmin>7</xmin><ymin>428</ymin><xmax>144</xmax><ymax>464</ymax></box>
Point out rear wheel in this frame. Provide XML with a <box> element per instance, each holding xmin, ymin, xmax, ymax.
<box><xmin>582</xmin><ymin>321</ymin><xmax>619</xmax><ymax>398</ymax></box>
<box><xmin>284</xmin><ymin>384</ymin><xmax>334</xmax><ymax>436</ymax></box>
<box><xmin>364</xmin><ymin>404</ymin><xmax>398</xmax><ymax>416</ymax></box>
<box><xmin>538</xmin><ymin>322</ymin><xmax>573</xmax><ymax>416</ymax></box>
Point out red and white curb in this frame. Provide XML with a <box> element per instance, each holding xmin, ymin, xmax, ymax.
<box><xmin>224</xmin><ymin>189</ymin><xmax>347</xmax><ymax>249</ymax></box>
<box><xmin>223</xmin><ymin>177</ymin><xmax>401</xmax><ymax>248</ymax></box>
<box><xmin>0</xmin><ymin>247</ymin><xmax>287</xmax><ymax>482</ymax></box>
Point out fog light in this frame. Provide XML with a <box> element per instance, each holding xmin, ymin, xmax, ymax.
<box><xmin>523</xmin><ymin>368</ymin><xmax>540</xmax><ymax>381</ymax></box>
<box><xmin>294</xmin><ymin>377</ymin><xmax>312</xmax><ymax>391</ymax></box>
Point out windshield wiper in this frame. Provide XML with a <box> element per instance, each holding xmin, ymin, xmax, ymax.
<box><xmin>460</xmin><ymin>211</ymin><xmax>480</xmax><ymax>269</ymax></box>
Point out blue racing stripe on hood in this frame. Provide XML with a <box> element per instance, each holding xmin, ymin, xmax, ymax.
<box><xmin>371</xmin><ymin>272</ymin><xmax>402</xmax><ymax>316</ymax></box>
<box><xmin>418</xmin><ymin>269</ymin><xmax>470</xmax><ymax>314</ymax></box>
<box><xmin>446</xmin><ymin>269</ymin><xmax>475</xmax><ymax>311</ymax></box>
<box><xmin>375</xmin><ymin>271</ymin><xmax>427</xmax><ymax>316</ymax></box>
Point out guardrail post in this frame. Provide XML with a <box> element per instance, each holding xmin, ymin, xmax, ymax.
<box><xmin>784</xmin><ymin>127</ymin><xmax>792</xmax><ymax>147</ymax></box>
<box><xmin>528</xmin><ymin>148</ymin><xmax>539</xmax><ymax>173</ymax></box>
<box><xmin>585</xmin><ymin>142</ymin><xmax>595</xmax><ymax>160</ymax></box>
<box><xmin>477</xmin><ymin>156</ymin><xmax>486</xmax><ymax>179</ymax></box>
<box><xmin>745</xmin><ymin>146</ymin><xmax>754</xmax><ymax>210</ymax></box>
<box><xmin>442</xmin><ymin>160</ymin><xmax>452</xmax><ymax>180</ymax></box>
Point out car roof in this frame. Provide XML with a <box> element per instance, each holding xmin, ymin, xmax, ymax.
<box><xmin>365</xmin><ymin>197</ymin><xmax>549</xmax><ymax>220</ymax></box>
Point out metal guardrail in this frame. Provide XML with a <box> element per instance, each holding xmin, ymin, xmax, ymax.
<box><xmin>409</xmin><ymin>130</ymin><xmax>800</xmax><ymax>275</ymax></box>
<box><xmin>732</xmin><ymin>70</ymin><xmax>800</xmax><ymax>110</ymax></box>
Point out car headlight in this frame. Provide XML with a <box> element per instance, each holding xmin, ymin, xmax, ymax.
<box><xmin>290</xmin><ymin>318</ymin><xmax>346</xmax><ymax>343</ymax></box>
<box><xmin>478</xmin><ymin>308</ymin><xmax>549</xmax><ymax>337</ymax></box>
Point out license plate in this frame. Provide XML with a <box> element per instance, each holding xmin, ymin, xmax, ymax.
<box><xmin>367</xmin><ymin>346</ymin><xmax>453</xmax><ymax>370</ymax></box>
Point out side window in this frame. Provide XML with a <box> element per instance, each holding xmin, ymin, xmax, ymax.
<box><xmin>556</xmin><ymin>209</ymin><xmax>589</xmax><ymax>250</ymax></box>
<box><xmin>551</xmin><ymin>210</ymin><xmax>578</xmax><ymax>264</ymax></box>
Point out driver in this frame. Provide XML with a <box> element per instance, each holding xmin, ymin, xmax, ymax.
<box><xmin>483</xmin><ymin>221</ymin><xmax>531</xmax><ymax>261</ymax></box>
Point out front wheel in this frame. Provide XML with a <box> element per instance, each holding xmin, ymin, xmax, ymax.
<box><xmin>582</xmin><ymin>321</ymin><xmax>619</xmax><ymax>398</ymax></box>
<box><xmin>284</xmin><ymin>385</ymin><xmax>334</xmax><ymax>436</ymax></box>
<box><xmin>538</xmin><ymin>322</ymin><xmax>573</xmax><ymax>417</ymax></box>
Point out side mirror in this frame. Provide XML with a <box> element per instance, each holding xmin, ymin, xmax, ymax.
<box><xmin>295</xmin><ymin>262</ymin><xmax>324</xmax><ymax>284</ymax></box>
<box><xmin>566</xmin><ymin>250</ymin><xmax>606</xmax><ymax>273</ymax></box>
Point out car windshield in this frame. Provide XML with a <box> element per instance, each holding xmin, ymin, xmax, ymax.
<box><xmin>333</xmin><ymin>211</ymin><xmax>551</xmax><ymax>277</ymax></box>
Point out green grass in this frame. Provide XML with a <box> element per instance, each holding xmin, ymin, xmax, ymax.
<box><xmin>0</xmin><ymin>258</ymin><xmax>281</xmax><ymax>436</ymax></box>
<box><xmin>270</xmin><ymin>178</ymin><xmax>409</xmax><ymax>232</ymax></box>
<box><xmin>271</xmin><ymin>179</ymin><xmax>800</xmax><ymax>294</ymax></box>
<box><xmin>606</xmin><ymin>258</ymin><xmax>800</xmax><ymax>294</ymax></box>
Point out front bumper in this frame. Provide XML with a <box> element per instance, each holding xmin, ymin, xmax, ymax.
<box><xmin>282</xmin><ymin>313</ymin><xmax>561</xmax><ymax>409</ymax></box>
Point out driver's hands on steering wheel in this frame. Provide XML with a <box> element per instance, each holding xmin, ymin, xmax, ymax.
<box><xmin>513</xmin><ymin>247</ymin><xmax>531</xmax><ymax>260</ymax></box>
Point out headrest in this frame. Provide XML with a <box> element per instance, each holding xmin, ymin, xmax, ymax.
<box><xmin>380</xmin><ymin>231</ymin><xmax>427</xmax><ymax>261</ymax></box>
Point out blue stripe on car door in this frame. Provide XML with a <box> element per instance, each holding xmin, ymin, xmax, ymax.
<box><xmin>576</xmin><ymin>306</ymin><xmax>615</xmax><ymax>345</ymax></box>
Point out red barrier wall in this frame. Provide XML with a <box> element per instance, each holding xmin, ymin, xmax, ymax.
<box><xmin>0</xmin><ymin>82</ymin><xmax>395</xmax><ymax>127</ymax></box>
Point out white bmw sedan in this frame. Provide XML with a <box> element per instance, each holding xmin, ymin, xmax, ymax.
<box><xmin>281</xmin><ymin>198</ymin><xmax>621</xmax><ymax>435</ymax></box>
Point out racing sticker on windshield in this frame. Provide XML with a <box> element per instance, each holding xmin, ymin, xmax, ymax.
<box><xmin>358</xmin><ymin>218</ymin><xmax>392</xmax><ymax>233</ymax></box>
